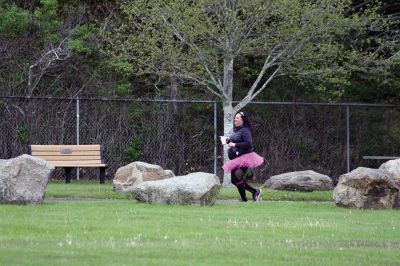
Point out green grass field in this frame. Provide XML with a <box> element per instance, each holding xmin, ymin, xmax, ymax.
<box><xmin>0</xmin><ymin>181</ymin><xmax>399</xmax><ymax>265</ymax></box>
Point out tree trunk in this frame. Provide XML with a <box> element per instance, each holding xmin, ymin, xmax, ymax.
<box><xmin>221</xmin><ymin>51</ymin><xmax>235</xmax><ymax>187</ymax></box>
<box><xmin>222</xmin><ymin>103</ymin><xmax>234</xmax><ymax>187</ymax></box>
<box><xmin>170</xmin><ymin>76</ymin><xmax>179</xmax><ymax>112</ymax></box>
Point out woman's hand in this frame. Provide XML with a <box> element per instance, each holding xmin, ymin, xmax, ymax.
<box><xmin>227</xmin><ymin>142</ymin><xmax>236</xmax><ymax>148</ymax></box>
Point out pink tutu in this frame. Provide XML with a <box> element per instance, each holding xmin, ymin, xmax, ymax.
<box><xmin>222</xmin><ymin>152</ymin><xmax>264</xmax><ymax>172</ymax></box>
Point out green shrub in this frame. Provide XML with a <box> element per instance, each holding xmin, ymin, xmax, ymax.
<box><xmin>68</xmin><ymin>23</ymin><xmax>100</xmax><ymax>54</ymax></box>
<box><xmin>16</xmin><ymin>124</ymin><xmax>29</xmax><ymax>145</ymax></box>
<box><xmin>0</xmin><ymin>2</ymin><xmax>31</xmax><ymax>37</ymax></box>
<box><xmin>124</xmin><ymin>136</ymin><xmax>143</xmax><ymax>162</ymax></box>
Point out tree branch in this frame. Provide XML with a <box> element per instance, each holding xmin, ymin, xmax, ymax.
<box><xmin>159</xmin><ymin>14</ymin><xmax>223</xmax><ymax>93</ymax></box>
<box><xmin>250</xmin><ymin>66</ymin><xmax>281</xmax><ymax>100</ymax></box>
<box><xmin>178</xmin><ymin>70</ymin><xmax>222</xmax><ymax>97</ymax></box>
<box><xmin>28</xmin><ymin>38</ymin><xmax>72</xmax><ymax>95</ymax></box>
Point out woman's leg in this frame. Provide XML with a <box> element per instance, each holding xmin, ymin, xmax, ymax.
<box><xmin>240</xmin><ymin>167</ymin><xmax>262</xmax><ymax>202</ymax></box>
<box><xmin>244</xmin><ymin>181</ymin><xmax>257</xmax><ymax>194</ymax></box>
<box><xmin>231</xmin><ymin>168</ymin><xmax>247</xmax><ymax>201</ymax></box>
<box><xmin>239</xmin><ymin>167</ymin><xmax>256</xmax><ymax>194</ymax></box>
<box><xmin>244</xmin><ymin>180</ymin><xmax>262</xmax><ymax>201</ymax></box>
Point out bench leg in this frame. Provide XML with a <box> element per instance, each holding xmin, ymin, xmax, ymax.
<box><xmin>65</xmin><ymin>167</ymin><xmax>73</xmax><ymax>183</ymax></box>
<box><xmin>99</xmin><ymin>168</ymin><xmax>105</xmax><ymax>184</ymax></box>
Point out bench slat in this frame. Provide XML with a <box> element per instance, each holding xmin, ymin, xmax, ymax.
<box><xmin>31</xmin><ymin>151</ymin><xmax>101</xmax><ymax>156</ymax></box>
<box><xmin>363</xmin><ymin>156</ymin><xmax>400</xmax><ymax>160</ymax></box>
<box><xmin>51</xmin><ymin>164</ymin><xmax>106</xmax><ymax>167</ymax></box>
<box><xmin>30</xmin><ymin>145</ymin><xmax>101</xmax><ymax>151</ymax></box>
<box><xmin>50</xmin><ymin>162</ymin><xmax>106</xmax><ymax>167</ymax></box>
<box><xmin>33</xmin><ymin>155</ymin><xmax>102</xmax><ymax>161</ymax></box>
<box><xmin>49</xmin><ymin>159</ymin><xmax>103</xmax><ymax>164</ymax></box>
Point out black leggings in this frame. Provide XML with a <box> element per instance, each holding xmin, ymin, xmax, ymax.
<box><xmin>231</xmin><ymin>167</ymin><xmax>257</xmax><ymax>201</ymax></box>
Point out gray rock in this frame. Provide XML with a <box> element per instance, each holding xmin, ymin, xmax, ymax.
<box><xmin>132</xmin><ymin>172</ymin><xmax>221</xmax><ymax>206</ymax></box>
<box><xmin>379</xmin><ymin>159</ymin><xmax>400</xmax><ymax>186</ymax></box>
<box><xmin>113</xmin><ymin>161</ymin><xmax>174</xmax><ymax>192</ymax></box>
<box><xmin>263</xmin><ymin>170</ymin><xmax>333</xmax><ymax>192</ymax></box>
<box><xmin>0</xmin><ymin>154</ymin><xmax>54</xmax><ymax>204</ymax></box>
<box><xmin>333</xmin><ymin>167</ymin><xmax>399</xmax><ymax>209</ymax></box>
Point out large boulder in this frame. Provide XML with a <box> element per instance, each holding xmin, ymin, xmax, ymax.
<box><xmin>333</xmin><ymin>167</ymin><xmax>400</xmax><ymax>209</ymax></box>
<box><xmin>132</xmin><ymin>172</ymin><xmax>221</xmax><ymax>206</ymax></box>
<box><xmin>0</xmin><ymin>154</ymin><xmax>54</xmax><ymax>204</ymax></box>
<box><xmin>379</xmin><ymin>159</ymin><xmax>400</xmax><ymax>186</ymax></box>
<box><xmin>263</xmin><ymin>170</ymin><xmax>333</xmax><ymax>192</ymax></box>
<box><xmin>113</xmin><ymin>161</ymin><xmax>174</xmax><ymax>192</ymax></box>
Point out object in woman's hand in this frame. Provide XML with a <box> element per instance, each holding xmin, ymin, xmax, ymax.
<box><xmin>220</xmin><ymin>136</ymin><xmax>227</xmax><ymax>145</ymax></box>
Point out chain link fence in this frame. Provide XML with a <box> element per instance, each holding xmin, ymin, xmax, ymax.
<box><xmin>246</xmin><ymin>103</ymin><xmax>347</xmax><ymax>183</ymax></box>
<box><xmin>1</xmin><ymin>96</ymin><xmax>400</xmax><ymax>183</ymax></box>
<box><xmin>0</xmin><ymin>97</ymin><xmax>216</xmax><ymax>180</ymax></box>
<box><xmin>244</xmin><ymin>102</ymin><xmax>400</xmax><ymax>184</ymax></box>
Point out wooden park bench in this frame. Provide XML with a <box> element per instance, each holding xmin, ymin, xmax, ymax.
<box><xmin>363</xmin><ymin>156</ymin><xmax>400</xmax><ymax>161</ymax></box>
<box><xmin>28</xmin><ymin>144</ymin><xmax>107</xmax><ymax>184</ymax></box>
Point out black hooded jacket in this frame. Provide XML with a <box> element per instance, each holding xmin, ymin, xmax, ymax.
<box><xmin>227</xmin><ymin>126</ymin><xmax>253</xmax><ymax>159</ymax></box>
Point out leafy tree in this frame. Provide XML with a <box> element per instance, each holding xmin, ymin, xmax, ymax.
<box><xmin>0</xmin><ymin>1</ymin><xmax>31</xmax><ymax>37</ymax></box>
<box><xmin>105</xmin><ymin>0</ymin><xmax>398</xmax><ymax>185</ymax></box>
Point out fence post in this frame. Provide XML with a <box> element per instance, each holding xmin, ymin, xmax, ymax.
<box><xmin>346</xmin><ymin>105</ymin><xmax>350</xmax><ymax>172</ymax></box>
<box><xmin>213</xmin><ymin>101</ymin><xmax>217</xmax><ymax>175</ymax></box>
<box><xmin>76</xmin><ymin>97</ymin><xmax>80</xmax><ymax>180</ymax></box>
